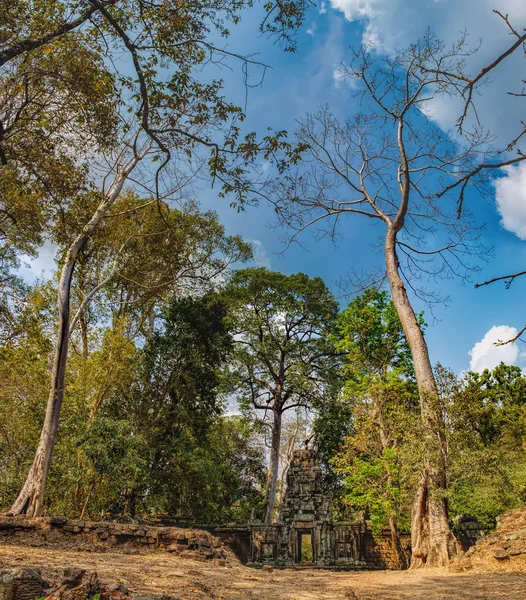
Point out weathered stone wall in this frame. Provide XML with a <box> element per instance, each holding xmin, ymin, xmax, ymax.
<box><xmin>280</xmin><ymin>448</ymin><xmax>332</xmax><ymax>525</ymax></box>
<box><xmin>0</xmin><ymin>516</ymin><xmax>230</xmax><ymax>564</ymax></box>
<box><xmin>203</xmin><ymin>526</ymin><xmax>252</xmax><ymax>564</ymax></box>
<box><xmin>0</xmin><ymin>568</ymin><xmax>44</xmax><ymax>600</ymax></box>
<box><xmin>249</xmin><ymin>449</ymin><xmax>369</xmax><ymax>569</ymax></box>
<box><xmin>363</xmin><ymin>530</ymin><xmax>411</xmax><ymax>570</ymax></box>
<box><xmin>453</xmin><ymin>514</ymin><xmax>486</xmax><ymax>552</ymax></box>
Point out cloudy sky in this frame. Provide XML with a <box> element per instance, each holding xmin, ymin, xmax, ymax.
<box><xmin>22</xmin><ymin>0</ymin><xmax>526</xmax><ymax>375</ymax></box>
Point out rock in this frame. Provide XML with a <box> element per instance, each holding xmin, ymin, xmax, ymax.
<box><xmin>108</xmin><ymin>581</ymin><xmax>129</xmax><ymax>594</ymax></box>
<box><xmin>491</xmin><ymin>548</ymin><xmax>509</xmax><ymax>561</ymax></box>
<box><xmin>50</xmin><ymin>516</ymin><xmax>68</xmax><ymax>526</ymax></box>
<box><xmin>0</xmin><ymin>567</ymin><xmax>43</xmax><ymax>600</ymax></box>
<box><xmin>49</xmin><ymin>571</ymin><xmax>102</xmax><ymax>600</ymax></box>
<box><xmin>61</xmin><ymin>567</ymin><xmax>86</xmax><ymax>587</ymax></box>
<box><xmin>109</xmin><ymin>592</ymin><xmax>129</xmax><ymax>600</ymax></box>
<box><xmin>262</xmin><ymin>565</ymin><xmax>274</xmax><ymax>572</ymax></box>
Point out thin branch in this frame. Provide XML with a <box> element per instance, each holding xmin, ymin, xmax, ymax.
<box><xmin>475</xmin><ymin>269</ymin><xmax>526</xmax><ymax>289</ymax></box>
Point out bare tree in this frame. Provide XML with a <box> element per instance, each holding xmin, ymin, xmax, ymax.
<box><xmin>438</xmin><ymin>10</ymin><xmax>526</xmax><ymax>343</ymax></box>
<box><xmin>268</xmin><ymin>34</ymin><xmax>491</xmax><ymax>567</ymax></box>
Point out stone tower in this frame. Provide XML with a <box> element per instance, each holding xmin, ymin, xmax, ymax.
<box><xmin>250</xmin><ymin>448</ymin><xmax>365</xmax><ymax>567</ymax></box>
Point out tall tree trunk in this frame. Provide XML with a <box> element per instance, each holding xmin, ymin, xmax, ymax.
<box><xmin>385</xmin><ymin>228</ymin><xmax>456</xmax><ymax>567</ymax></box>
<box><xmin>9</xmin><ymin>159</ymin><xmax>138</xmax><ymax>517</ymax></box>
<box><xmin>8</xmin><ymin>258</ymin><xmax>76</xmax><ymax>517</ymax></box>
<box><xmin>264</xmin><ymin>407</ymin><xmax>282</xmax><ymax>525</ymax></box>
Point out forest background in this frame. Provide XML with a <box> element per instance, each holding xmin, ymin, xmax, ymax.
<box><xmin>1</xmin><ymin>0</ymin><xmax>526</xmax><ymax>571</ymax></box>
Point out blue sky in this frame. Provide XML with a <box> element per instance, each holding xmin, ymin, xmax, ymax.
<box><xmin>21</xmin><ymin>0</ymin><xmax>526</xmax><ymax>375</ymax></box>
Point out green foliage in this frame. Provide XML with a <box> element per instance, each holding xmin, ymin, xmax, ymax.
<box><xmin>333</xmin><ymin>288</ymin><xmax>420</xmax><ymax>382</ymax></box>
<box><xmin>0</xmin><ymin>284</ymin><xmax>53</xmax><ymax>507</ymax></box>
<box><xmin>223</xmin><ymin>267</ymin><xmax>339</xmax><ymax>417</ymax></box>
<box><xmin>325</xmin><ymin>288</ymin><xmax>420</xmax><ymax>532</ymax></box>
<box><xmin>0</xmin><ymin>288</ymin><xmax>265</xmax><ymax>522</ymax></box>
<box><xmin>337</xmin><ymin>449</ymin><xmax>402</xmax><ymax>535</ymax></box>
<box><xmin>113</xmin><ymin>293</ymin><xmax>265</xmax><ymax>522</ymax></box>
<box><xmin>439</xmin><ymin>363</ymin><xmax>526</xmax><ymax>528</ymax></box>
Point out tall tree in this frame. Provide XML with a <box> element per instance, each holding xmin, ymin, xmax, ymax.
<box><xmin>332</xmin><ymin>288</ymin><xmax>421</xmax><ymax>569</ymax></box>
<box><xmin>223</xmin><ymin>268</ymin><xmax>338</xmax><ymax>524</ymax></box>
<box><xmin>125</xmin><ymin>292</ymin><xmax>239</xmax><ymax>519</ymax></box>
<box><xmin>270</xmin><ymin>35</ymin><xmax>491</xmax><ymax>566</ymax></box>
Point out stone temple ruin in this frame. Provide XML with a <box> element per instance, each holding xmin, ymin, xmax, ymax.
<box><xmin>0</xmin><ymin>449</ymin><xmax>411</xmax><ymax>571</ymax></box>
<box><xmin>249</xmin><ymin>448</ymin><xmax>367</xmax><ymax>568</ymax></box>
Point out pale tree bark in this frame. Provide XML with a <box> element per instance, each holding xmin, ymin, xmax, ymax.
<box><xmin>275</xmin><ymin>413</ymin><xmax>303</xmax><ymax>511</ymax></box>
<box><xmin>9</xmin><ymin>156</ymin><xmax>139</xmax><ymax>517</ymax></box>
<box><xmin>385</xmin><ymin>227</ymin><xmax>456</xmax><ymax>566</ymax></box>
<box><xmin>385</xmin><ymin>234</ymin><xmax>454</xmax><ymax>566</ymax></box>
<box><xmin>385</xmin><ymin>119</ymin><xmax>457</xmax><ymax>567</ymax></box>
<box><xmin>264</xmin><ymin>406</ymin><xmax>283</xmax><ymax>525</ymax></box>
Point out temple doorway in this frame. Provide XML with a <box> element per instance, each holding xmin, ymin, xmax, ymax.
<box><xmin>297</xmin><ymin>529</ymin><xmax>313</xmax><ymax>562</ymax></box>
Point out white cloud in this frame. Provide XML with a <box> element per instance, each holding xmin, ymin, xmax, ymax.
<box><xmin>494</xmin><ymin>162</ymin><xmax>526</xmax><ymax>240</ymax></box>
<box><xmin>329</xmin><ymin>0</ymin><xmax>384</xmax><ymax>21</ymax></box>
<box><xmin>330</xmin><ymin>0</ymin><xmax>526</xmax><ymax>50</ymax></box>
<box><xmin>18</xmin><ymin>241</ymin><xmax>57</xmax><ymax>283</ymax></box>
<box><xmin>418</xmin><ymin>95</ymin><xmax>463</xmax><ymax>133</ymax></box>
<box><xmin>332</xmin><ymin>66</ymin><xmax>360</xmax><ymax>89</ymax></box>
<box><xmin>319</xmin><ymin>0</ymin><xmax>328</xmax><ymax>14</ymax></box>
<box><xmin>249</xmin><ymin>239</ymin><xmax>271</xmax><ymax>269</ymax></box>
<box><xmin>328</xmin><ymin>1</ymin><xmax>526</xmax><ymax>140</ymax></box>
<box><xmin>469</xmin><ymin>325</ymin><xmax>522</xmax><ymax>372</ymax></box>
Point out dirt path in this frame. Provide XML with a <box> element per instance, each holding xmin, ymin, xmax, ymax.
<box><xmin>0</xmin><ymin>544</ymin><xmax>525</xmax><ymax>599</ymax></box>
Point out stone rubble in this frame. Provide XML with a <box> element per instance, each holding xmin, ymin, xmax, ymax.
<box><xmin>450</xmin><ymin>508</ymin><xmax>526</xmax><ymax>571</ymax></box>
<box><xmin>0</xmin><ymin>515</ymin><xmax>230</xmax><ymax>564</ymax></box>
<box><xmin>0</xmin><ymin>565</ymin><xmax>183</xmax><ymax>600</ymax></box>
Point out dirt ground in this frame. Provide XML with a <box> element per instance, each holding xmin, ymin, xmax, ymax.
<box><xmin>1</xmin><ymin>544</ymin><xmax>525</xmax><ymax>600</ymax></box>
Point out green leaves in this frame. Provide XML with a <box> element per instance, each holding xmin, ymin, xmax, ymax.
<box><xmin>222</xmin><ymin>267</ymin><xmax>339</xmax><ymax>416</ymax></box>
<box><xmin>443</xmin><ymin>363</ymin><xmax>526</xmax><ymax>527</ymax></box>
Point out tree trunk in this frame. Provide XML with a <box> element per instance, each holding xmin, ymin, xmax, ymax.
<box><xmin>80</xmin><ymin>314</ymin><xmax>89</xmax><ymax>360</ymax></box>
<box><xmin>8</xmin><ymin>259</ymin><xmax>75</xmax><ymax>517</ymax></box>
<box><xmin>384</xmin><ymin>228</ymin><xmax>456</xmax><ymax>567</ymax></box>
<box><xmin>9</xmin><ymin>159</ymin><xmax>138</xmax><ymax>517</ymax></box>
<box><xmin>264</xmin><ymin>408</ymin><xmax>282</xmax><ymax>525</ymax></box>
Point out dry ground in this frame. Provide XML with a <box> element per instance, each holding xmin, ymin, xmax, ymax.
<box><xmin>1</xmin><ymin>544</ymin><xmax>525</xmax><ymax>600</ymax></box>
